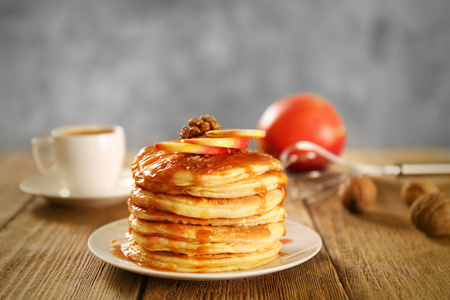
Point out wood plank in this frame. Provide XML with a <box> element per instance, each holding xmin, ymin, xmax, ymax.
<box><xmin>0</xmin><ymin>153</ymin><xmax>36</xmax><ymax>227</ymax></box>
<box><xmin>309</xmin><ymin>150</ymin><xmax>450</xmax><ymax>299</ymax></box>
<box><xmin>141</xmin><ymin>184</ymin><xmax>348</xmax><ymax>300</ymax></box>
<box><xmin>0</xmin><ymin>197</ymin><xmax>141</xmax><ymax>300</ymax></box>
<box><xmin>2</xmin><ymin>149</ymin><xmax>448</xmax><ymax>299</ymax></box>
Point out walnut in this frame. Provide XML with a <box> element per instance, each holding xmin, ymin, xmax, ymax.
<box><xmin>401</xmin><ymin>179</ymin><xmax>439</xmax><ymax>206</ymax></box>
<box><xmin>410</xmin><ymin>192</ymin><xmax>450</xmax><ymax>236</ymax></box>
<box><xmin>339</xmin><ymin>176</ymin><xmax>377</xmax><ymax>213</ymax></box>
<box><xmin>179</xmin><ymin>115</ymin><xmax>220</xmax><ymax>139</ymax></box>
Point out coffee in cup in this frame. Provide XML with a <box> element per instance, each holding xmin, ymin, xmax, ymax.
<box><xmin>31</xmin><ymin>125</ymin><xmax>126</xmax><ymax>196</ymax></box>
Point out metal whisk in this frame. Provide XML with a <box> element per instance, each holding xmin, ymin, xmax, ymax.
<box><xmin>279</xmin><ymin>141</ymin><xmax>450</xmax><ymax>204</ymax></box>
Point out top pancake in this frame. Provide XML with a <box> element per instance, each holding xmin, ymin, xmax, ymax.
<box><xmin>132</xmin><ymin>146</ymin><xmax>282</xmax><ymax>187</ymax></box>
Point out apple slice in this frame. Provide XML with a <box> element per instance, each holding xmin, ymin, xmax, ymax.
<box><xmin>205</xmin><ymin>129</ymin><xmax>266</xmax><ymax>139</ymax></box>
<box><xmin>155</xmin><ymin>141</ymin><xmax>235</xmax><ymax>155</ymax></box>
<box><xmin>181</xmin><ymin>137</ymin><xmax>250</xmax><ymax>149</ymax></box>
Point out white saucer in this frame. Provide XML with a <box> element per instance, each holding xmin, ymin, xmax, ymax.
<box><xmin>88</xmin><ymin>219</ymin><xmax>322</xmax><ymax>281</ymax></box>
<box><xmin>19</xmin><ymin>169</ymin><xmax>133</xmax><ymax>207</ymax></box>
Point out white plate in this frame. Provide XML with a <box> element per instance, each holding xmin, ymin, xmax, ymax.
<box><xmin>88</xmin><ymin>218</ymin><xmax>322</xmax><ymax>281</ymax></box>
<box><xmin>19</xmin><ymin>169</ymin><xmax>133</xmax><ymax>207</ymax></box>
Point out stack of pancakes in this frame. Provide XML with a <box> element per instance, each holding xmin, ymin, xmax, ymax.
<box><xmin>122</xmin><ymin>145</ymin><xmax>288</xmax><ymax>272</ymax></box>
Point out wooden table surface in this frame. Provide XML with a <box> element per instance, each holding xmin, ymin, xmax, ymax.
<box><xmin>1</xmin><ymin>149</ymin><xmax>449</xmax><ymax>300</ymax></box>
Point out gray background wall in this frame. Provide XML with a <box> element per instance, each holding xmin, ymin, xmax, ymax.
<box><xmin>1</xmin><ymin>0</ymin><xmax>449</xmax><ymax>153</ymax></box>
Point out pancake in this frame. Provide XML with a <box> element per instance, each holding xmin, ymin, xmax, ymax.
<box><xmin>122</xmin><ymin>133</ymin><xmax>288</xmax><ymax>273</ymax></box>
<box><xmin>128</xmin><ymin>200</ymin><xmax>287</xmax><ymax>226</ymax></box>
<box><xmin>129</xmin><ymin>215</ymin><xmax>286</xmax><ymax>243</ymax></box>
<box><xmin>135</xmin><ymin>170</ymin><xmax>288</xmax><ymax>199</ymax></box>
<box><xmin>132</xmin><ymin>146</ymin><xmax>282</xmax><ymax>187</ymax></box>
<box><xmin>130</xmin><ymin>186</ymin><xmax>286</xmax><ymax>219</ymax></box>
<box><xmin>130</xmin><ymin>230</ymin><xmax>280</xmax><ymax>255</ymax></box>
<box><xmin>122</xmin><ymin>236</ymin><xmax>282</xmax><ymax>273</ymax></box>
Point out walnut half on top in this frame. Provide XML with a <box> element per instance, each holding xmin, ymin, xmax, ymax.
<box><xmin>179</xmin><ymin>115</ymin><xmax>221</xmax><ymax>139</ymax></box>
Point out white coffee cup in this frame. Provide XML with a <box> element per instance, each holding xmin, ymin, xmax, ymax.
<box><xmin>31</xmin><ymin>125</ymin><xmax>125</xmax><ymax>196</ymax></box>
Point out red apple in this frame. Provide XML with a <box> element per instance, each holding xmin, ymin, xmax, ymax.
<box><xmin>154</xmin><ymin>141</ymin><xmax>235</xmax><ymax>155</ymax></box>
<box><xmin>181</xmin><ymin>137</ymin><xmax>250</xmax><ymax>149</ymax></box>
<box><xmin>257</xmin><ymin>93</ymin><xmax>346</xmax><ymax>171</ymax></box>
<box><xmin>205</xmin><ymin>129</ymin><xmax>265</xmax><ymax>139</ymax></box>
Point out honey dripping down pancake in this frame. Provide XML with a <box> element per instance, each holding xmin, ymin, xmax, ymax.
<box><xmin>129</xmin><ymin>186</ymin><xmax>287</xmax><ymax>219</ymax></box>
<box><xmin>132</xmin><ymin>145</ymin><xmax>282</xmax><ymax>187</ymax></box>
<box><xmin>127</xmin><ymin>199</ymin><xmax>287</xmax><ymax>226</ymax></box>
<box><xmin>120</xmin><ymin>116</ymin><xmax>288</xmax><ymax>272</ymax></box>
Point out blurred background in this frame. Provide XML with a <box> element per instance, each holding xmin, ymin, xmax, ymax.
<box><xmin>1</xmin><ymin>0</ymin><xmax>449</xmax><ymax>153</ymax></box>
